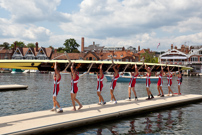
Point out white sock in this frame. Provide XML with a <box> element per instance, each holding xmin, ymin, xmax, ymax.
<box><xmin>53</xmin><ymin>106</ymin><xmax>56</xmax><ymax>109</ymax></box>
<box><xmin>59</xmin><ymin>108</ymin><xmax>62</xmax><ymax>110</ymax></box>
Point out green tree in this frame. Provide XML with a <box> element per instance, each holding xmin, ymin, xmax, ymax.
<box><xmin>27</xmin><ymin>43</ymin><xmax>36</xmax><ymax>48</ymax></box>
<box><xmin>49</xmin><ymin>46</ymin><xmax>54</xmax><ymax>50</ymax></box>
<box><xmin>57</xmin><ymin>47</ymin><xmax>65</xmax><ymax>53</ymax></box>
<box><xmin>0</xmin><ymin>42</ymin><xmax>10</xmax><ymax>49</ymax></box>
<box><xmin>11</xmin><ymin>41</ymin><xmax>25</xmax><ymax>48</ymax></box>
<box><xmin>140</xmin><ymin>50</ymin><xmax>158</xmax><ymax>63</ymax></box>
<box><xmin>63</xmin><ymin>38</ymin><xmax>80</xmax><ymax>53</ymax></box>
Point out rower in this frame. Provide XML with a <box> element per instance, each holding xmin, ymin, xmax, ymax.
<box><xmin>109</xmin><ymin>64</ymin><xmax>120</xmax><ymax>104</ymax></box>
<box><xmin>125</xmin><ymin>64</ymin><xmax>139</xmax><ymax>101</ymax></box>
<box><xmin>176</xmin><ymin>68</ymin><xmax>183</xmax><ymax>95</ymax></box>
<box><xmin>167</xmin><ymin>66</ymin><xmax>174</xmax><ymax>96</ymax></box>
<box><xmin>145</xmin><ymin>64</ymin><xmax>154</xmax><ymax>100</ymax></box>
<box><xmin>96</xmin><ymin>64</ymin><xmax>106</xmax><ymax>105</ymax></box>
<box><xmin>70</xmin><ymin>63</ymin><xmax>83</xmax><ymax>111</ymax></box>
<box><xmin>51</xmin><ymin>62</ymin><xmax>63</xmax><ymax>113</ymax></box>
<box><xmin>155</xmin><ymin>66</ymin><xmax>165</xmax><ymax>97</ymax></box>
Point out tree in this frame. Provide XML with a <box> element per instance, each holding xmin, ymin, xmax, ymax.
<box><xmin>27</xmin><ymin>43</ymin><xmax>36</xmax><ymax>48</ymax></box>
<box><xmin>0</xmin><ymin>42</ymin><xmax>10</xmax><ymax>49</ymax></box>
<box><xmin>49</xmin><ymin>46</ymin><xmax>54</xmax><ymax>49</ymax></box>
<box><xmin>11</xmin><ymin>41</ymin><xmax>25</xmax><ymax>48</ymax></box>
<box><xmin>57</xmin><ymin>47</ymin><xmax>65</xmax><ymax>53</ymax></box>
<box><xmin>140</xmin><ymin>50</ymin><xmax>158</xmax><ymax>63</ymax></box>
<box><xmin>63</xmin><ymin>38</ymin><xmax>80</xmax><ymax>53</ymax></box>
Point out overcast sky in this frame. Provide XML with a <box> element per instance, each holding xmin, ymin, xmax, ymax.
<box><xmin>0</xmin><ymin>0</ymin><xmax>202</xmax><ymax>51</ymax></box>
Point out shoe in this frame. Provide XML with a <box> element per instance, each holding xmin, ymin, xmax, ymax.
<box><xmin>157</xmin><ymin>94</ymin><xmax>161</xmax><ymax>96</ymax></box>
<box><xmin>57</xmin><ymin>110</ymin><xmax>63</xmax><ymax>113</ymax></box>
<box><xmin>98</xmin><ymin>102</ymin><xmax>102</xmax><ymax>105</ymax></box>
<box><xmin>50</xmin><ymin>108</ymin><xmax>56</xmax><ymax>112</ymax></box>
<box><xmin>135</xmin><ymin>97</ymin><xmax>138</xmax><ymax>101</ymax></box>
<box><xmin>146</xmin><ymin>97</ymin><xmax>151</xmax><ymax>100</ymax></box>
<box><xmin>113</xmin><ymin>101</ymin><xmax>117</xmax><ymax>104</ymax></box>
<box><xmin>102</xmin><ymin>102</ymin><xmax>106</xmax><ymax>105</ymax></box>
<box><xmin>160</xmin><ymin>95</ymin><xmax>164</xmax><ymax>97</ymax></box>
<box><xmin>151</xmin><ymin>96</ymin><xmax>154</xmax><ymax>99</ymax></box>
<box><xmin>125</xmin><ymin>98</ymin><xmax>131</xmax><ymax>101</ymax></box>
<box><xmin>109</xmin><ymin>100</ymin><xmax>113</xmax><ymax>103</ymax></box>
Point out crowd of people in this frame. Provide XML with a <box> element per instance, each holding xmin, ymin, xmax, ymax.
<box><xmin>51</xmin><ymin>62</ymin><xmax>183</xmax><ymax>113</ymax></box>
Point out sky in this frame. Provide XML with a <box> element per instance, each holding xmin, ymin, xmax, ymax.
<box><xmin>0</xmin><ymin>0</ymin><xmax>202</xmax><ymax>51</ymax></box>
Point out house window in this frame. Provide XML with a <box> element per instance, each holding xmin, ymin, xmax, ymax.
<box><xmin>191</xmin><ymin>57</ymin><xmax>198</xmax><ymax>61</ymax></box>
<box><xmin>93</xmin><ymin>57</ymin><xmax>95</xmax><ymax>60</ymax></box>
<box><xmin>114</xmin><ymin>55</ymin><xmax>117</xmax><ymax>57</ymax></box>
<box><xmin>121</xmin><ymin>55</ymin><xmax>123</xmax><ymax>57</ymax></box>
<box><xmin>200</xmin><ymin>57</ymin><xmax>202</xmax><ymax>61</ymax></box>
<box><xmin>86</xmin><ymin>57</ymin><xmax>89</xmax><ymax>60</ymax></box>
<box><xmin>125</xmin><ymin>59</ymin><xmax>128</xmax><ymax>62</ymax></box>
<box><xmin>199</xmin><ymin>51</ymin><xmax>202</xmax><ymax>54</ymax></box>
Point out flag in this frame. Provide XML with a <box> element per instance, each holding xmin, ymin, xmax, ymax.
<box><xmin>157</xmin><ymin>43</ymin><xmax>160</xmax><ymax>48</ymax></box>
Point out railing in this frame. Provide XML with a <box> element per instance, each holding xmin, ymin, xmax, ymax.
<box><xmin>160</xmin><ymin>61</ymin><xmax>187</xmax><ymax>65</ymax></box>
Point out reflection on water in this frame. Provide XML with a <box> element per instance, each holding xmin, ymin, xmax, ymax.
<box><xmin>0</xmin><ymin>73</ymin><xmax>202</xmax><ymax>134</ymax></box>
<box><xmin>61</xmin><ymin>106</ymin><xmax>201</xmax><ymax>135</ymax></box>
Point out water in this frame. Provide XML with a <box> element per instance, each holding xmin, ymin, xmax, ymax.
<box><xmin>0</xmin><ymin>73</ymin><xmax>202</xmax><ymax>134</ymax></box>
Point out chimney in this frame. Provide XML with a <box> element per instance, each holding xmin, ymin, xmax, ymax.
<box><xmin>174</xmin><ymin>46</ymin><xmax>177</xmax><ymax>49</ymax></box>
<box><xmin>14</xmin><ymin>41</ymin><xmax>16</xmax><ymax>50</ymax></box>
<box><xmin>81</xmin><ymin>37</ymin><xmax>84</xmax><ymax>52</ymax></box>
<box><xmin>171</xmin><ymin>44</ymin><xmax>173</xmax><ymax>49</ymax></box>
<box><xmin>36</xmin><ymin>42</ymin><xmax>38</xmax><ymax>52</ymax></box>
<box><xmin>138</xmin><ymin>46</ymin><xmax>140</xmax><ymax>52</ymax></box>
<box><xmin>181</xmin><ymin>45</ymin><xmax>185</xmax><ymax>52</ymax></box>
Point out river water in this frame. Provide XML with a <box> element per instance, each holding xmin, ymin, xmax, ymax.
<box><xmin>0</xmin><ymin>73</ymin><xmax>202</xmax><ymax>134</ymax></box>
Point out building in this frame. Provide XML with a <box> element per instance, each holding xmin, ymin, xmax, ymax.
<box><xmin>187</xmin><ymin>47</ymin><xmax>202</xmax><ymax>73</ymax></box>
<box><xmin>0</xmin><ymin>47</ymin><xmax>13</xmax><ymax>59</ymax></box>
<box><xmin>12</xmin><ymin>42</ymin><xmax>53</xmax><ymax>59</ymax></box>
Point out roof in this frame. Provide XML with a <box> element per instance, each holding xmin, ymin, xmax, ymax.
<box><xmin>51</xmin><ymin>52</ymin><xmax>84</xmax><ymax>60</ymax></box>
<box><xmin>0</xmin><ymin>49</ymin><xmax>13</xmax><ymax>53</ymax></box>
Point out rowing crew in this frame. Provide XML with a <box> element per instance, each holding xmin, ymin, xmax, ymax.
<box><xmin>51</xmin><ymin>62</ymin><xmax>182</xmax><ymax>113</ymax></box>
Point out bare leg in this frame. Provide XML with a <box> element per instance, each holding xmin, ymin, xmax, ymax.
<box><xmin>178</xmin><ymin>85</ymin><xmax>181</xmax><ymax>94</ymax></box>
<box><xmin>97</xmin><ymin>92</ymin><xmax>104</xmax><ymax>102</ymax></box>
<box><xmin>160</xmin><ymin>86</ymin><xmax>164</xmax><ymax>95</ymax></box>
<box><xmin>71</xmin><ymin>93</ymin><xmax>76</xmax><ymax>111</ymax></box>
<box><xmin>132</xmin><ymin>87</ymin><xmax>137</xmax><ymax>97</ymax></box>
<box><xmin>157</xmin><ymin>85</ymin><xmax>161</xmax><ymax>95</ymax></box>
<box><xmin>128</xmin><ymin>87</ymin><xmax>131</xmax><ymax>98</ymax></box>
<box><xmin>168</xmin><ymin>86</ymin><xmax>174</xmax><ymax>95</ymax></box>
<box><xmin>110</xmin><ymin>89</ymin><xmax>116</xmax><ymax>101</ymax></box>
<box><xmin>97</xmin><ymin>91</ymin><xmax>101</xmax><ymax>102</ymax></box>
<box><xmin>53</xmin><ymin>96</ymin><xmax>60</xmax><ymax>108</ymax></box>
<box><xmin>110</xmin><ymin>89</ymin><xmax>114</xmax><ymax>101</ymax></box>
<box><xmin>146</xmin><ymin>87</ymin><xmax>150</xmax><ymax>96</ymax></box>
<box><xmin>73</xmin><ymin>94</ymin><xmax>82</xmax><ymax>110</ymax></box>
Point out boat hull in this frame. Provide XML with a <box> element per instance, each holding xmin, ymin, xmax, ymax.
<box><xmin>105</xmin><ymin>75</ymin><xmax>159</xmax><ymax>83</ymax></box>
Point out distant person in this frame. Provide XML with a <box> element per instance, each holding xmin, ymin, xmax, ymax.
<box><xmin>109</xmin><ymin>64</ymin><xmax>120</xmax><ymax>104</ymax></box>
<box><xmin>51</xmin><ymin>62</ymin><xmax>63</xmax><ymax>113</ymax></box>
<box><xmin>125</xmin><ymin>64</ymin><xmax>139</xmax><ymax>101</ymax></box>
<box><xmin>70</xmin><ymin>63</ymin><xmax>82</xmax><ymax>111</ymax></box>
<box><xmin>155</xmin><ymin>66</ymin><xmax>165</xmax><ymax>97</ymax></box>
<box><xmin>96</xmin><ymin>64</ymin><xmax>106</xmax><ymax>105</ymax></box>
<box><xmin>176</xmin><ymin>68</ymin><xmax>183</xmax><ymax>95</ymax></box>
<box><xmin>145</xmin><ymin>64</ymin><xmax>154</xmax><ymax>100</ymax></box>
<box><xmin>167</xmin><ymin>67</ymin><xmax>174</xmax><ymax>96</ymax></box>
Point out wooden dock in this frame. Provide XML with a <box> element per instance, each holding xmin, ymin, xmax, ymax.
<box><xmin>0</xmin><ymin>94</ymin><xmax>202</xmax><ymax>135</ymax></box>
<box><xmin>0</xmin><ymin>84</ymin><xmax>28</xmax><ymax>91</ymax></box>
